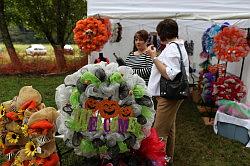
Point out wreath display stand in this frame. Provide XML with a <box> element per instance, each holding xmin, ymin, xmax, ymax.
<box><xmin>198</xmin><ymin>25</ymin><xmax>249</xmax><ymax>125</ymax></box>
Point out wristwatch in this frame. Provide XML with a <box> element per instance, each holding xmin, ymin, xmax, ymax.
<box><xmin>152</xmin><ymin>57</ymin><xmax>157</xmax><ymax>62</ymax></box>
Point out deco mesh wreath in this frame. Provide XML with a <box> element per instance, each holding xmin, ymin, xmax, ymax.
<box><xmin>201</xmin><ymin>24</ymin><xmax>223</xmax><ymax>58</ymax></box>
<box><xmin>56</xmin><ymin>62</ymin><xmax>166</xmax><ymax>165</ymax></box>
<box><xmin>110</xmin><ymin>22</ymin><xmax>122</xmax><ymax>43</ymax></box>
<box><xmin>0</xmin><ymin>86</ymin><xmax>59</xmax><ymax>166</ymax></box>
<box><xmin>212</xmin><ymin>75</ymin><xmax>247</xmax><ymax>101</ymax></box>
<box><xmin>73</xmin><ymin>17</ymin><xmax>112</xmax><ymax>54</ymax></box>
<box><xmin>213</xmin><ymin>26</ymin><xmax>250</xmax><ymax>62</ymax></box>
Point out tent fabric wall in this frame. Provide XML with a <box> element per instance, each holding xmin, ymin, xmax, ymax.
<box><xmin>87</xmin><ymin>0</ymin><xmax>250</xmax><ymax>103</ymax></box>
<box><xmin>88</xmin><ymin>0</ymin><xmax>250</xmax><ymax>20</ymax></box>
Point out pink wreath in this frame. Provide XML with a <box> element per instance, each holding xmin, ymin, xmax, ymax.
<box><xmin>73</xmin><ymin>17</ymin><xmax>111</xmax><ymax>54</ymax></box>
<box><xmin>213</xmin><ymin>26</ymin><xmax>250</xmax><ymax>62</ymax></box>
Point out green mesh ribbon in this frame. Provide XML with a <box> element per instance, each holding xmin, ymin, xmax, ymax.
<box><xmin>109</xmin><ymin>72</ymin><xmax>123</xmax><ymax>84</ymax></box>
<box><xmin>117</xmin><ymin>141</ymin><xmax>129</xmax><ymax>153</ymax></box>
<box><xmin>96</xmin><ymin>115</ymin><xmax>103</xmax><ymax>131</ymax></box>
<box><xmin>66</xmin><ymin>108</ymin><xmax>92</xmax><ymax>132</ymax></box>
<box><xmin>80</xmin><ymin>139</ymin><xmax>96</xmax><ymax>153</ymax></box>
<box><xmin>141</xmin><ymin>106</ymin><xmax>153</xmax><ymax>119</ymax></box>
<box><xmin>99</xmin><ymin>145</ymin><xmax>108</xmax><ymax>153</ymax></box>
<box><xmin>80</xmin><ymin>71</ymin><xmax>101</xmax><ymax>86</ymax></box>
<box><xmin>110</xmin><ymin>117</ymin><xmax>118</xmax><ymax>132</ymax></box>
<box><xmin>127</xmin><ymin>117</ymin><xmax>144</xmax><ymax>139</ymax></box>
<box><xmin>70</xmin><ymin>88</ymin><xmax>80</xmax><ymax>108</ymax></box>
<box><xmin>132</xmin><ymin>85</ymin><xmax>145</xmax><ymax>98</ymax></box>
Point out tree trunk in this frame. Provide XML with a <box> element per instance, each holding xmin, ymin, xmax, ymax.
<box><xmin>0</xmin><ymin>0</ymin><xmax>22</xmax><ymax>71</ymax></box>
<box><xmin>53</xmin><ymin>45</ymin><xmax>66</xmax><ymax>72</ymax></box>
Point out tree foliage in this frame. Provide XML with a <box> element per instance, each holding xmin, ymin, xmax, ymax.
<box><xmin>0</xmin><ymin>0</ymin><xmax>22</xmax><ymax>71</ymax></box>
<box><xmin>15</xmin><ymin>0</ymin><xmax>87</xmax><ymax>71</ymax></box>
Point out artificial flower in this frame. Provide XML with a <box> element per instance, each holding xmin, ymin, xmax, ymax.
<box><xmin>21</xmin><ymin>124</ymin><xmax>29</xmax><ymax>137</ymax></box>
<box><xmin>0</xmin><ymin>137</ymin><xmax>5</xmax><ymax>149</ymax></box>
<box><xmin>13</xmin><ymin>156</ymin><xmax>24</xmax><ymax>166</ymax></box>
<box><xmin>0</xmin><ymin>103</ymin><xmax>5</xmax><ymax>118</ymax></box>
<box><xmin>25</xmin><ymin>141</ymin><xmax>37</xmax><ymax>157</ymax></box>
<box><xmin>17</xmin><ymin>109</ymin><xmax>25</xmax><ymax>121</ymax></box>
<box><xmin>6</xmin><ymin>131</ymin><xmax>19</xmax><ymax>144</ymax></box>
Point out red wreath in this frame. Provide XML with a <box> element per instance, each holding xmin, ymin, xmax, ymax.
<box><xmin>73</xmin><ymin>17</ymin><xmax>111</xmax><ymax>54</ymax></box>
<box><xmin>212</xmin><ymin>75</ymin><xmax>247</xmax><ymax>101</ymax></box>
<box><xmin>213</xmin><ymin>26</ymin><xmax>250</xmax><ymax>62</ymax></box>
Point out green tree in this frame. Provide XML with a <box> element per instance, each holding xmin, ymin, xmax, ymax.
<box><xmin>0</xmin><ymin>0</ymin><xmax>22</xmax><ymax>71</ymax></box>
<box><xmin>16</xmin><ymin>0</ymin><xmax>87</xmax><ymax>72</ymax></box>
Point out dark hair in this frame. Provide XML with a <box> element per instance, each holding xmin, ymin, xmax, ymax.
<box><xmin>132</xmin><ymin>30</ymin><xmax>149</xmax><ymax>52</ymax></box>
<box><xmin>156</xmin><ymin>19</ymin><xmax>178</xmax><ymax>42</ymax></box>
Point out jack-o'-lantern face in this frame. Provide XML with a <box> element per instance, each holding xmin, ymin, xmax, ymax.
<box><xmin>84</xmin><ymin>98</ymin><xmax>98</xmax><ymax>112</ymax></box>
<box><xmin>119</xmin><ymin>106</ymin><xmax>133</xmax><ymax>119</ymax></box>
<box><xmin>98</xmin><ymin>100</ymin><xmax>120</xmax><ymax>118</ymax></box>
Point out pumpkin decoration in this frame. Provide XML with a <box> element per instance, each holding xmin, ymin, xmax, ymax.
<box><xmin>119</xmin><ymin>106</ymin><xmax>133</xmax><ymax>119</ymax></box>
<box><xmin>97</xmin><ymin>99</ymin><xmax>120</xmax><ymax>119</ymax></box>
<box><xmin>84</xmin><ymin>98</ymin><xmax>98</xmax><ymax>112</ymax></box>
<box><xmin>55</xmin><ymin>62</ymin><xmax>161</xmax><ymax>164</ymax></box>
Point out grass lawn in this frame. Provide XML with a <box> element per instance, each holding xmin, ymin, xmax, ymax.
<box><xmin>0</xmin><ymin>75</ymin><xmax>250</xmax><ymax>165</ymax></box>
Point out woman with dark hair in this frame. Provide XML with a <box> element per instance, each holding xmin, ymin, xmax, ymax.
<box><xmin>146</xmin><ymin>19</ymin><xmax>189</xmax><ymax>165</ymax></box>
<box><xmin>125</xmin><ymin>30</ymin><xmax>153</xmax><ymax>85</ymax></box>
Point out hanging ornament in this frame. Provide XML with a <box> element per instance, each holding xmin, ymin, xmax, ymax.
<box><xmin>214</xmin><ymin>26</ymin><xmax>250</xmax><ymax>62</ymax></box>
<box><xmin>73</xmin><ymin>16</ymin><xmax>111</xmax><ymax>54</ymax></box>
<box><xmin>110</xmin><ymin>22</ymin><xmax>123</xmax><ymax>43</ymax></box>
<box><xmin>213</xmin><ymin>75</ymin><xmax>247</xmax><ymax>101</ymax></box>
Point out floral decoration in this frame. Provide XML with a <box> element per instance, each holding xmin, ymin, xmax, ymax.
<box><xmin>56</xmin><ymin>62</ymin><xmax>166</xmax><ymax>165</ymax></box>
<box><xmin>213</xmin><ymin>26</ymin><xmax>250</xmax><ymax>62</ymax></box>
<box><xmin>201</xmin><ymin>24</ymin><xmax>224</xmax><ymax>58</ymax></box>
<box><xmin>25</xmin><ymin>141</ymin><xmax>37</xmax><ymax>157</ymax></box>
<box><xmin>213</xmin><ymin>75</ymin><xmax>247</xmax><ymax>101</ymax></box>
<box><xmin>73</xmin><ymin>16</ymin><xmax>111</xmax><ymax>54</ymax></box>
<box><xmin>0</xmin><ymin>86</ymin><xmax>59</xmax><ymax>166</ymax></box>
<box><xmin>6</xmin><ymin>131</ymin><xmax>19</xmax><ymax>144</ymax></box>
<box><xmin>110</xmin><ymin>22</ymin><xmax>122</xmax><ymax>43</ymax></box>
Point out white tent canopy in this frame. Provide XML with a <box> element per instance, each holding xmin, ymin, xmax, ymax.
<box><xmin>88</xmin><ymin>0</ymin><xmax>250</xmax><ymax>20</ymax></box>
<box><xmin>87</xmin><ymin>0</ymin><xmax>250</xmax><ymax>103</ymax></box>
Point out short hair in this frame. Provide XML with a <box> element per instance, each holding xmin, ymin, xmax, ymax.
<box><xmin>134</xmin><ymin>30</ymin><xmax>149</xmax><ymax>42</ymax></box>
<box><xmin>156</xmin><ymin>19</ymin><xmax>178</xmax><ymax>41</ymax></box>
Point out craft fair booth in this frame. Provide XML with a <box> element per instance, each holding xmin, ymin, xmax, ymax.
<box><xmin>87</xmin><ymin>0</ymin><xmax>250</xmax><ymax>146</ymax></box>
<box><xmin>87</xmin><ymin>0</ymin><xmax>250</xmax><ymax>103</ymax></box>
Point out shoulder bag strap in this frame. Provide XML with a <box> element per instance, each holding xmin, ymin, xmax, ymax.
<box><xmin>169</xmin><ymin>42</ymin><xmax>188</xmax><ymax>80</ymax></box>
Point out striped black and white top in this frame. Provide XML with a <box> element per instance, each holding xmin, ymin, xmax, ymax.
<box><xmin>125</xmin><ymin>52</ymin><xmax>153</xmax><ymax>85</ymax></box>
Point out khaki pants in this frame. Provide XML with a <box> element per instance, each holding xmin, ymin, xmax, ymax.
<box><xmin>153</xmin><ymin>97</ymin><xmax>183</xmax><ymax>160</ymax></box>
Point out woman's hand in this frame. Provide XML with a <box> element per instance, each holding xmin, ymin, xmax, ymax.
<box><xmin>146</xmin><ymin>45</ymin><xmax>157</xmax><ymax>59</ymax></box>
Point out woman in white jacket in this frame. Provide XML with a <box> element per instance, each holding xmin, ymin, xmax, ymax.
<box><xmin>146</xmin><ymin>18</ymin><xmax>189</xmax><ymax>165</ymax></box>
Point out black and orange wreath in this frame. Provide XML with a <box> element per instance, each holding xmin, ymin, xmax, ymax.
<box><xmin>73</xmin><ymin>16</ymin><xmax>111</xmax><ymax>54</ymax></box>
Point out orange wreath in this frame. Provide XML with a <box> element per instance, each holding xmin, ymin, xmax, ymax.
<box><xmin>73</xmin><ymin>17</ymin><xmax>111</xmax><ymax>54</ymax></box>
<box><xmin>213</xmin><ymin>26</ymin><xmax>250</xmax><ymax>62</ymax></box>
